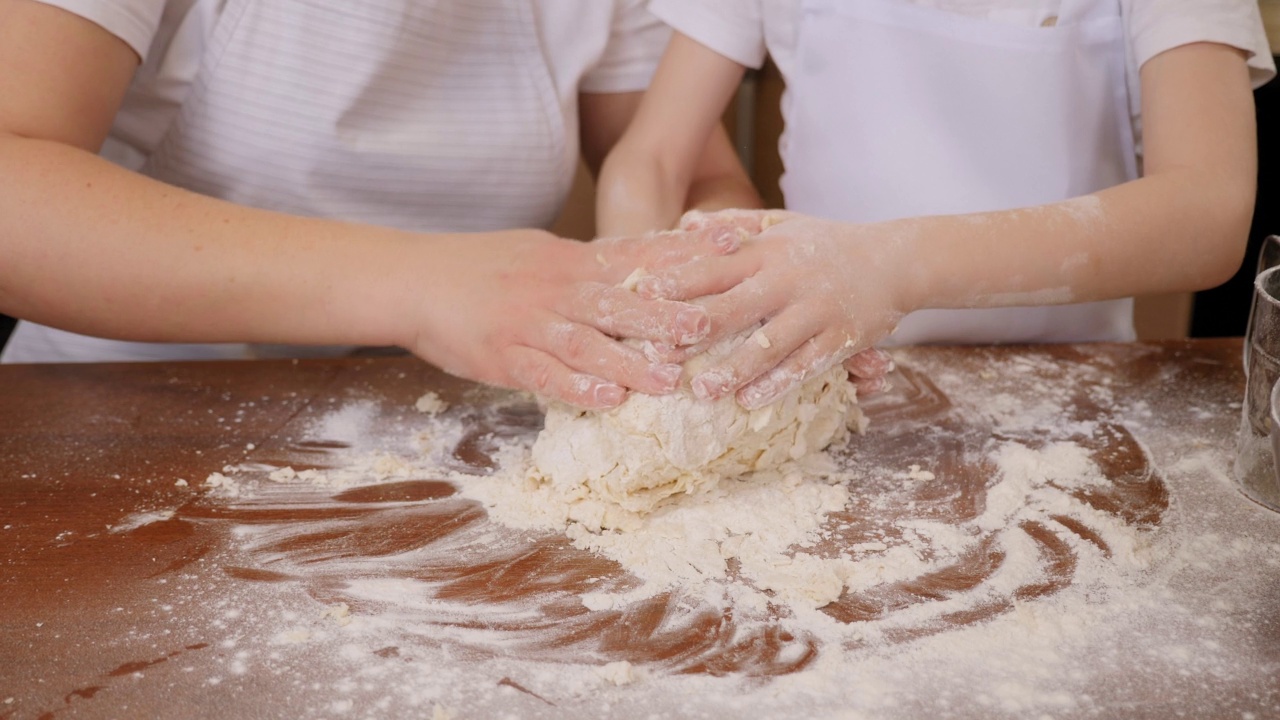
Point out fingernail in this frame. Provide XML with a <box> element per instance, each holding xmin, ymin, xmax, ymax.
<box><xmin>739</xmin><ymin>383</ymin><xmax>774</xmax><ymax>410</ymax></box>
<box><xmin>650</xmin><ymin>363</ymin><xmax>682</xmax><ymax>391</ymax></box>
<box><xmin>636</xmin><ymin>275</ymin><xmax>669</xmax><ymax>300</ymax></box>
<box><xmin>713</xmin><ymin>229</ymin><xmax>740</xmax><ymax>253</ymax></box>
<box><xmin>676</xmin><ymin>309</ymin><xmax>709</xmax><ymax>345</ymax></box>
<box><xmin>691</xmin><ymin>375</ymin><xmax>717</xmax><ymax>401</ymax></box>
<box><xmin>594</xmin><ymin>384</ymin><xmax>625</xmax><ymax>407</ymax></box>
<box><xmin>691</xmin><ymin>370</ymin><xmax>732</xmax><ymax>401</ymax></box>
<box><xmin>640</xmin><ymin>340</ymin><xmax>663</xmax><ymax>363</ymax></box>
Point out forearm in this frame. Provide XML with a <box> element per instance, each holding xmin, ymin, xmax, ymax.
<box><xmin>595</xmin><ymin>143</ymin><xmax>689</xmax><ymax>237</ymax></box>
<box><xmin>685</xmin><ymin>173</ymin><xmax>764</xmax><ymax>216</ymax></box>
<box><xmin>598</xmin><ymin>125</ymin><xmax>759</xmax><ymax>237</ymax></box>
<box><xmin>0</xmin><ymin>135</ymin><xmax>423</xmax><ymax>347</ymax></box>
<box><xmin>898</xmin><ymin>43</ymin><xmax>1255</xmax><ymax>313</ymax></box>
<box><xmin>684</xmin><ymin>127</ymin><xmax>763</xmax><ymax>215</ymax></box>
<box><xmin>896</xmin><ymin>168</ymin><xmax>1253</xmax><ymax>313</ymax></box>
<box><xmin>595</xmin><ymin>32</ymin><xmax>748</xmax><ymax>237</ymax></box>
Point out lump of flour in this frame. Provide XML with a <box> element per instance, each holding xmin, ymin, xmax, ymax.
<box><xmin>529</xmin><ymin>331</ymin><xmax>865</xmax><ymax>529</ymax></box>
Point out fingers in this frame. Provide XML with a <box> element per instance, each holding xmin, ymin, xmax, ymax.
<box><xmin>679</xmin><ymin>208</ymin><xmax>793</xmax><ymax>234</ymax></box>
<box><xmin>639</xmin><ymin>338</ymin><xmax>708</xmax><ymax>365</ymax></box>
<box><xmin>853</xmin><ymin>374</ymin><xmax>892</xmax><ymax>395</ymax></box>
<box><xmin>736</xmin><ymin>330</ymin><xmax>857</xmax><ymax>410</ymax></box>
<box><xmin>564</xmin><ymin>283</ymin><xmax>710</xmax><ymax>346</ymax></box>
<box><xmin>844</xmin><ymin>347</ymin><xmax>894</xmax><ymax>380</ymax></box>
<box><xmin>541</xmin><ymin>320</ymin><xmax>684</xmax><ymax>396</ymax></box>
<box><xmin>591</xmin><ymin>226</ymin><xmax>741</xmax><ymax>282</ymax></box>
<box><xmin>695</xmin><ymin>275</ymin><xmax>791</xmax><ymax>348</ymax></box>
<box><xmin>505</xmin><ymin>345</ymin><xmax>627</xmax><ymax>410</ymax></box>
<box><xmin>687</xmin><ymin>308</ymin><xmax>824</xmax><ymax>402</ymax></box>
<box><xmin>843</xmin><ymin>348</ymin><xmax>894</xmax><ymax>395</ymax></box>
<box><xmin>507</xmin><ymin>316</ymin><xmax>690</xmax><ymax>409</ymax></box>
<box><xmin>633</xmin><ymin>251</ymin><xmax>762</xmax><ymax>302</ymax></box>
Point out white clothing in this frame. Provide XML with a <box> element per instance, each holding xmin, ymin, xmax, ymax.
<box><xmin>4</xmin><ymin>0</ymin><xmax>669</xmax><ymax>364</ymax></box>
<box><xmin>650</xmin><ymin>0</ymin><xmax>1274</xmax><ymax>344</ymax></box>
<box><xmin>779</xmin><ymin>0</ymin><xmax>1136</xmax><ymax>344</ymax></box>
<box><xmin>651</xmin><ymin>0</ymin><xmax>1275</xmax><ymax>159</ymax></box>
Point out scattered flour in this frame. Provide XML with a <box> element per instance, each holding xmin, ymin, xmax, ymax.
<box><xmin>108</xmin><ymin>509</ymin><xmax>176</xmax><ymax>533</ymax></box>
<box><xmin>161</xmin><ymin>346</ymin><xmax>1280</xmax><ymax>720</ymax></box>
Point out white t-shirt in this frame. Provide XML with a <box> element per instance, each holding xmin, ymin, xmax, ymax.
<box><xmin>45</xmin><ymin>0</ymin><xmax>670</xmax><ymax>169</ymax></box>
<box><xmin>4</xmin><ymin>0</ymin><xmax>670</xmax><ymax>364</ymax></box>
<box><xmin>650</xmin><ymin>0</ymin><xmax>1275</xmax><ymax>169</ymax></box>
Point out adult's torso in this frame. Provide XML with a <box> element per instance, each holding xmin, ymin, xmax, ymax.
<box><xmin>4</xmin><ymin>0</ymin><xmax>661</xmax><ymax>363</ymax></box>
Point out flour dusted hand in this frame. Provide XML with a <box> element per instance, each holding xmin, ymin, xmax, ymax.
<box><xmin>636</xmin><ymin>210</ymin><xmax>908</xmax><ymax>409</ymax></box>
<box><xmin>529</xmin><ymin>328</ymin><xmax>865</xmax><ymax>528</ymax></box>
<box><xmin>407</xmin><ymin>228</ymin><xmax>740</xmax><ymax>410</ymax></box>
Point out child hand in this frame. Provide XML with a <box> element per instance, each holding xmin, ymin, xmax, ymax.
<box><xmin>635</xmin><ymin>210</ymin><xmax>910</xmax><ymax>409</ymax></box>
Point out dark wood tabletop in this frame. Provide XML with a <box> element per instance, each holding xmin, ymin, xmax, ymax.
<box><xmin>2</xmin><ymin>340</ymin><xmax>1278</xmax><ymax>720</ymax></box>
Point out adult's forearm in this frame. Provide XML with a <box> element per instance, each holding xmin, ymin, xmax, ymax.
<box><xmin>0</xmin><ymin>135</ymin><xmax>420</xmax><ymax>348</ymax></box>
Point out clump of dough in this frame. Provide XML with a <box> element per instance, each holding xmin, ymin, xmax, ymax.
<box><xmin>415</xmin><ymin>391</ymin><xmax>449</xmax><ymax>415</ymax></box>
<box><xmin>529</xmin><ymin>332</ymin><xmax>864</xmax><ymax>529</ymax></box>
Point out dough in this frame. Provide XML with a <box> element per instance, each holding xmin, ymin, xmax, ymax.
<box><xmin>529</xmin><ymin>331</ymin><xmax>864</xmax><ymax>526</ymax></box>
<box><xmin>415</xmin><ymin>391</ymin><xmax>449</xmax><ymax>415</ymax></box>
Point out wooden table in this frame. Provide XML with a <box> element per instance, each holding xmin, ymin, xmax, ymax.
<box><xmin>2</xmin><ymin>341</ymin><xmax>1278</xmax><ymax>719</ymax></box>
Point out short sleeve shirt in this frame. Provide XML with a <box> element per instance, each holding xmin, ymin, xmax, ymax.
<box><xmin>650</xmin><ymin>0</ymin><xmax>1276</xmax><ymax>167</ymax></box>
<box><xmin>36</xmin><ymin>0</ymin><xmax>672</xmax><ymax>170</ymax></box>
<box><xmin>4</xmin><ymin>0</ymin><xmax>672</xmax><ymax>365</ymax></box>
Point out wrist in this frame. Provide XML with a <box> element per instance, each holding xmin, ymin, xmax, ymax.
<box><xmin>328</xmin><ymin>225</ymin><xmax>442</xmax><ymax>351</ymax></box>
<box><xmin>858</xmin><ymin>219</ymin><xmax>930</xmax><ymax>316</ymax></box>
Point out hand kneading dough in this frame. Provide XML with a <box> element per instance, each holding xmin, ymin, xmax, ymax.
<box><xmin>530</xmin><ymin>332</ymin><xmax>865</xmax><ymax>522</ymax></box>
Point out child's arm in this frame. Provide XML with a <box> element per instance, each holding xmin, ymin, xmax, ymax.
<box><xmin>595</xmin><ymin>33</ymin><xmax>757</xmax><ymax>236</ymax></box>
<box><xmin>581</xmin><ymin>90</ymin><xmax>759</xmax><ymax>235</ymax></box>
<box><xmin>637</xmin><ymin>42</ymin><xmax>1257</xmax><ymax>408</ymax></box>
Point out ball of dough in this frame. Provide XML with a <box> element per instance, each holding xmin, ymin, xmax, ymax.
<box><xmin>529</xmin><ymin>332</ymin><xmax>864</xmax><ymax>523</ymax></box>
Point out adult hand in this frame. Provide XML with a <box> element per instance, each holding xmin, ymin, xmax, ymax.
<box><xmin>635</xmin><ymin>210</ymin><xmax>908</xmax><ymax>409</ymax></box>
<box><xmin>406</xmin><ymin>227</ymin><xmax>740</xmax><ymax>410</ymax></box>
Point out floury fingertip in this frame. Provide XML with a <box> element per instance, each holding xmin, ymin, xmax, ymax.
<box><xmin>675</xmin><ymin>308</ymin><xmax>710</xmax><ymax>345</ymax></box>
<box><xmin>593</xmin><ymin>384</ymin><xmax>626</xmax><ymax>408</ymax></box>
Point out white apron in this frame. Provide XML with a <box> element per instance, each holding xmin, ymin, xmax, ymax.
<box><xmin>3</xmin><ymin>0</ymin><xmax>574</xmax><ymax>363</ymax></box>
<box><xmin>781</xmin><ymin>0</ymin><xmax>1138</xmax><ymax>345</ymax></box>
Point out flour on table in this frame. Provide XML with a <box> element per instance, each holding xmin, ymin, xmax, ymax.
<box><xmin>145</xmin><ymin>346</ymin><xmax>1280</xmax><ymax>720</ymax></box>
<box><xmin>529</xmin><ymin>331</ymin><xmax>864</xmax><ymax>530</ymax></box>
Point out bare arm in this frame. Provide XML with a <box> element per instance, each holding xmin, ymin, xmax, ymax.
<box><xmin>592</xmin><ymin>33</ymin><xmax>759</xmax><ymax>237</ymax></box>
<box><xmin>0</xmin><ymin>0</ymin><xmax>737</xmax><ymax>407</ymax></box>
<box><xmin>0</xmin><ymin>1</ymin><xmax>421</xmax><ymax>347</ymax></box>
<box><xmin>636</xmin><ymin>42</ymin><xmax>1256</xmax><ymax>407</ymax></box>
<box><xmin>900</xmin><ymin>42</ymin><xmax>1255</xmax><ymax>312</ymax></box>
